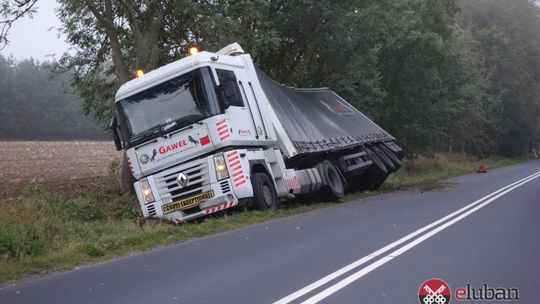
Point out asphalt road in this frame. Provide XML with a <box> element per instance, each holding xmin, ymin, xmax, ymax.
<box><xmin>2</xmin><ymin>160</ymin><xmax>539</xmax><ymax>304</ymax></box>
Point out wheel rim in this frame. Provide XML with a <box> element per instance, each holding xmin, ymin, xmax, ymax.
<box><xmin>262</xmin><ymin>183</ymin><xmax>273</xmax><ymax>207</ymax></box>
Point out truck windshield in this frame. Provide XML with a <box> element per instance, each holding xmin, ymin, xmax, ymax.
<box><xmin>117</xmin><ymin>67</ymin><xmax>220</xmax><ymax>147</ymax></box>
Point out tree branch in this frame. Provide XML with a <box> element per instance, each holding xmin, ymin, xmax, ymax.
<box><xmin>83</xmin><ymin>0</ymin><xmax>130</xmax><ymax>83</ymax></box>
<box><xmin>0</xmin><ymin>0</ymin><xmax>38</xmax><ymax>49</ymax></box>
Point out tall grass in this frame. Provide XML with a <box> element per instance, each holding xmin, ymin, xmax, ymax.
<box><xmin>383</xmin><ymin>153</ymin><xmax>520</xmax><ymax>190</ymax></box>
<box><xmin>0</xmin><ymin>154</ymin><xmax>524</xmax><ymax>284</ymax></box>
<box><xmin>0</xmin><ymin>184</ymin><xmax>333</xmax><ymax>283</ymax></box>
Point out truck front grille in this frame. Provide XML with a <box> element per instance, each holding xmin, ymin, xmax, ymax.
<box><xmin>154</xmin><ymin>158</ymin><xmax>210</xmax><ymax>203</ymax></box>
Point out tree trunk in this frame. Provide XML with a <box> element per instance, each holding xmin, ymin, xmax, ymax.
<box><xmin>120</xmin><ymin>153</ymin><xmax>136</xmax><ymax>194</ymax></box>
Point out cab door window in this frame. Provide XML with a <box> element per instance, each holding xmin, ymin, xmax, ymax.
<box><xmin>216</xmin><ymin>69</ymin><xmax>245</xmax><ymax>107</ymax></box>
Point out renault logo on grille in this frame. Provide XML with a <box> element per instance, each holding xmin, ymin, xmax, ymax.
<box><xmin>176</xmin><ymin>172</ymin><xmax>189</xmax><ymax>188</ymax></box>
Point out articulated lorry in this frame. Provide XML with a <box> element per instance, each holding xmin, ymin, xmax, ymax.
<box><xmin>110</xmin><ymin>43</ymin><xmax>403</xmax><ymax>223</ymax></box>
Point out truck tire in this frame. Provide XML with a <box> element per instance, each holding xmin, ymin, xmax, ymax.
<box><xmin>317</xmin><ymin>160</ymin><xmax>345</xmax><ymax>200</ymax></box>
<box><xmin>378</xmin><ymin>144</ymin><xmax>401</xmax><ymax>170</ymax></box>
<box><xmin>372</xmin><ymin>145</ymin><xmax>396</xmax><ymax>172</ymax></box>
<box><xmin>364</xmin><ymin>147</ymin><xmax>389</xmax><ymax>190</ymax></box>
<box><xmin>249</xmin><ymin>172</ymin><xmax>278</xmax><ymax>211</ymax></box>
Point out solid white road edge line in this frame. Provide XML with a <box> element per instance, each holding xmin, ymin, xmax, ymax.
<box><xmin>272</xmin><ymin>170</ymin><xmax>540</xmax><ymax>304</ymax></box>
<box><xmin>300</xmin><ymin>171</ymin><xmax>540</xmax><ymax>304</ymax></box>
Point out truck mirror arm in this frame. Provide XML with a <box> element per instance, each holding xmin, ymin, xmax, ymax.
<box><xmin>109</xmin><ymin>116</ymin><xmax>123</xmax><ymax>151</ymax></box>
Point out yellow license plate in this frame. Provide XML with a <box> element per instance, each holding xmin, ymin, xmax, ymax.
<box><xmin>162</xmin><ymin>190</ymin><xmax>214</xmax><ymax>214</ymax></box>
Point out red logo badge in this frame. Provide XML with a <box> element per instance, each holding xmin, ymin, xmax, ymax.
<box><xmin>199</xmin><ymin>135</ymin><xmax>210</xmax><ymax>146</ymax></box>
<box><xmin>419</xmin><ymin>278</ymin><xmax>451</xmax><ymax>304</ymax></box>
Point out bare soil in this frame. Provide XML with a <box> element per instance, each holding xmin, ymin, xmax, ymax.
<box><xmin>0</xmin><ymin>141</ymin><xmax>122</xmax><ymax>198</ymax></box>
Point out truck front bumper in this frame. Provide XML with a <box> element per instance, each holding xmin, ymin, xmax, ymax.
<box><xmin>136</xmin><ymin>178</ymin><xmax>239</xmax><ymax>223</ymax></box>
<box><xmin>169</xmin><ymin>192</ymin><xmax>239</xmax><ymax>224</ymax></box>
<box><xmin>133</xmin><ymin>154</ymin><xmax>242</xmax><ymax>223</ymax></box>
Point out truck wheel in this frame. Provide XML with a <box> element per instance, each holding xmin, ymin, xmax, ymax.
<box><xmin>317</xmin><ymin>160</ymin><xmax>345</xmax><ymax>200</ymax></box>
<box><xmin>372</xmin><ymin>145</ymin><xmax>396</xmax><ymax>172</ymax></box>
<box><xmin>364</xmin><ymin>147</ymin><xmax>389</xmax><ymax>190</ymax></box>
<box><xmin>250</xmin><ymin>172</ymin><xmax>278</xmax><ymax>211</ymax></box>
<box><xmin>379</xmin><ymin>144</ymin><xmax>401</xmax><ymax>170</ymax></box>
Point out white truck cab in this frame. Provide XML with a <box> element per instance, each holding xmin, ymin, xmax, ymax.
<box><xmin>111</xmin><ymin>43</ymin><xmax>402</xmax><ymax>223</ymax></box>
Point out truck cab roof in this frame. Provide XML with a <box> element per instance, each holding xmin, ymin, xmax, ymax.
<box><xmin>115</xmin><ymin>51</ymin><xmax>216</xmax><ymax>102</ymax></box>
<box><xmin>115</xmin><ymin>43</ymin><xmax>247</xmax><ymax>102</ymax></box>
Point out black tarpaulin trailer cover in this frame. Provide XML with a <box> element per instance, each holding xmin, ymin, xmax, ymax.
<box><xmin>255</xmin><ymin>68</ymin><xmax>394</xmax><ymax>156</ymax></box>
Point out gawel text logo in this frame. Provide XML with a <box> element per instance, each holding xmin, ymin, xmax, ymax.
<box><xmin>159</xmin><ymin>140</ymin><xmax>187</xmax><ymax>154</ymax></box>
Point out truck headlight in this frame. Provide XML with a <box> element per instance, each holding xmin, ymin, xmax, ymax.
<box><xmin>214</xmin><ymin>154</ymin><xmax>229</xmax><ymax>180</ymax></box>
<box><xmin>140</xmin><ymin>178</ymin><xmax>155</xmax><ymax>204</ymax></box>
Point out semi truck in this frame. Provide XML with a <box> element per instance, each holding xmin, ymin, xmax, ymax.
<box><xmin>110</xmin><ymin>43</ymin><xmax>403</xmax><ymax>223</ymax></box>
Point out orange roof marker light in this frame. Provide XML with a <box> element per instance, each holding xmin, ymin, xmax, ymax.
<box><xmin>134</xmin><ymin>69</ymin><xmax>144</xmax><ymax>78</ymax></box>
<box><xmin>189</xmin><ymin>46</ymin><xmax>200</xmax><ymax>56</ymax></box>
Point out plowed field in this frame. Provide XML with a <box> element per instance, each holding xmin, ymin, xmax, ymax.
<box><xmin>0</xmin><ymin>141</ymin><xmax>121</xmax><ymax>197</ymax></box>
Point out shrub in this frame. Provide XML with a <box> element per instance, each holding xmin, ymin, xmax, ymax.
<box><xmin>0</xmin><ymin>218</ymin><xmax>45</xmax><ymax>260</ymax></box>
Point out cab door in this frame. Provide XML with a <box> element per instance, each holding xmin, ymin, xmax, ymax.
<box><xmin>214</xmin><ymin>68</ymin><xmax>263</xmax><ymax>142</ymax></box>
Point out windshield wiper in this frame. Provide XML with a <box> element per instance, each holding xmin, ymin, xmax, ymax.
<box><xmin>130</xmin><ymin>114</ymin><xmax>206</xmax><ymax>145</ymax></box>
<box><xmin>160</xmin><ymin>114</ymin><xmax>205</xmax><ymax>133</ymax></box>
<box><xmin>160</xmin><ymin>121</ymin><xmax>178</xmax><ymax>132</ymax></box>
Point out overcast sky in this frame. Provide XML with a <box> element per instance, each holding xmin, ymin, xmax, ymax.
<box><xmin>1</xmin><ymin>1</ymin><xmax>69</xmax><ymax>61</ymax></box>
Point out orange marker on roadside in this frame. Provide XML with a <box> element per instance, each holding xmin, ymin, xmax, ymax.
<box><xmin>477</xmin><ymin>164</ymin><xmax>488</xmax><ymax>173</ymax></box>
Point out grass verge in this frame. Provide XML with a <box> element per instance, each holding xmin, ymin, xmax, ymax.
<box><xmin>0</xmin><ymin>154</ymin><xmax>526</xmax><ymax>284</ymax></box>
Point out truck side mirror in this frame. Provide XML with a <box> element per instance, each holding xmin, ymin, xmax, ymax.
<box><xmin>109</xmin><ymin>117</ymin><xmax>123</xmax><ymax>151</ymax></box>
<box><xmin>219</xmin><ymin>79</ymin><xmax>244</xmax><ymax>109</ymax></box>
<box><xmin>218</xmin><ymin>85</ymin><xmax>231</xmax><ymax>109</ymax></box>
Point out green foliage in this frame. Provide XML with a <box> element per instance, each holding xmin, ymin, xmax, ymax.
<box><xmin>107</xmin><ymin>159</ymin><xmax>123</xmax><ymax>194</ymax></box>
<box><xmin>0</xmin><ymin>56</ymin><xmax>106</xmax><ymax>139</ymax></box>
<box><xmin>54</xmin><ymin>0</ymin><xmax>540</xmax><ymax>156</ymax></box>
<box><xmin>460</xmin><ymin>0</ymin><xmax>540</xmax><ymax>156</ymax></box>
<box><xmin>56</xmin><ymin>0</ymin><xmax>196</xmax><ymax>123</ymax></box>
<box><xmin>0</xmin><ymin>0</ymin><xmax>38</xmax><ymax>48</ymax></box>
<box><xmin>199</xmin><ymin>0</ymin><xmax>387</xmax><ymax>109</ymax></box>
<box><xmin>0</xmin><ymin>218</ymin><xmax>44</xmax><ymax>259</ymax></box>
<box><xmin>81</xmin><ymin>244</ymin><xmax>105</xmax><ymax>257</ymax></box>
